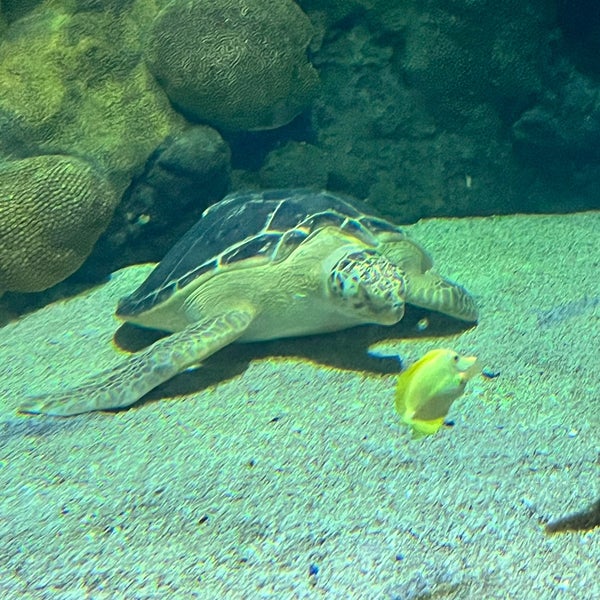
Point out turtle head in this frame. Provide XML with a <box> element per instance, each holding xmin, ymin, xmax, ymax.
<box><xmin>326</xmin><ymin>247</ymin><xmax>406</xmax><ymax>325</ymax></box>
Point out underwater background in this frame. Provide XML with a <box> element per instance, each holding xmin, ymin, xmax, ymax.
<box><xmin>0</xmin><ymin>0</ymin><xmax>599</xmax><ymax>598</ymax></box>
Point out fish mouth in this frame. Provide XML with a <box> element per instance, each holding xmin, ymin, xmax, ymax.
<box><xmin>457</xmin><ymin>356</ymin><xmax>481</xmax><ymax>380</ymax></box>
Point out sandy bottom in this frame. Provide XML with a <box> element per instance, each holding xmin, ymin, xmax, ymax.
<box><xmin>0</xmin><ymin>212</ymin><xmax>598</xmax><ymax>599</ymax></box>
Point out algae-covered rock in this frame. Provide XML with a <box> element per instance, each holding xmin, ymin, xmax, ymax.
<box><xmin>259</xmin><ymin>142</ymin><xmax>329</xmax><ymax>189</ymax></box>
<box><xmin>77</xmin><ymin>125</ymin><xmax>232</xmax><ymax>280</ymax></box>
<box><xmin>1</xmin><ymin>0</ymin><xmax>44</xmax><ymax>24</ymax></box>
<box><xmin>144</xmin><ymin>0</ymin><xmax>320</xmax><ymax>131</ymax></box>
<box><xmin>297</xmin><ymin>0</ymin><xmax>393</xmax><ymax>25</ymax></box>
<box><xmin>399</xmin><ymin>1</ymin><xmax>554</xmax><ymax>125</ymax></box>
<box><xmin>0</xmin><ymin>155</ymin><xmax>116</xmax><ymax>294</ymax></box>
<box><xmin>0</xmin><ymin>2</ymin><xmax>185</xmax><ymax>194</ymax></box>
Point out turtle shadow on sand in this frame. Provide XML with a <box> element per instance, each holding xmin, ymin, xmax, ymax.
<box><xmin>114</xmin><ymin>306</ymin><xmax>475</xmax><ymax>407</ymax></box>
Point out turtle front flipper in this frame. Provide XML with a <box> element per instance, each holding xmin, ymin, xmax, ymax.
<box><xmin>20</xmin><ymin>309</ymin><xmax>254</xmax><ymax>417</ymax></box>
<box><xmin>405</xmin><ymin>271</ymin><xmax>478</xmax><ymax>322</ymax></box>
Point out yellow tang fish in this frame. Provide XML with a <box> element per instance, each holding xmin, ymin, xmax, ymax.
<box><xmin>395</xmin><ymin>349</ymin><xmax>481</xmax><ymax>439</ymax></box>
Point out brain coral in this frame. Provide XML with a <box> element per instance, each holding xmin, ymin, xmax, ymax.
<box><xmin>0</xmin><ymin>155</ymin><xmax>117</xmax><ymax>294</ymax></box>
<box><xmin>144</xmin><ymin>0</ymin><xmax>320</xmax><ymax>131</ymax></box>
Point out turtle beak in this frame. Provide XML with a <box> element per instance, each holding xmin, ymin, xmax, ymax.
<box><xmin>372</xmin><ymin>295</ymin><xmax>405</xmax><ymax>325</ymax></box>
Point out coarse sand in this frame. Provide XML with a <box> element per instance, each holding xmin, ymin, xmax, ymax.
<box><xmin>0</xmin><ymin>211</ymin><xmax>598</xmax><ymax>599</ymax></box>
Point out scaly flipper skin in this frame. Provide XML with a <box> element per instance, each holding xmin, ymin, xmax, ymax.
<box><xmin>19</xmin><ymin>309</ymin><xmax>254</xmax><ymax>416</ymax></box>
<box><xmin>404</xmin><ymin>271</ymin><xmax>478</xmax><ymax>322</ymax></box>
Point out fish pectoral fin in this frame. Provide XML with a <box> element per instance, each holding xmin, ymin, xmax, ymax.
<box><xmin>411</xmin><ymin>387</ymin><xmax>462</xmax><ymax>422</ymax></box>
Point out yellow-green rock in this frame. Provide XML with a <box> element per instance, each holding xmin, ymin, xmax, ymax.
<box><xmin>0</xmin><ymin>1</ymin><xmax>185</xmax><ymax>194</ymax></box>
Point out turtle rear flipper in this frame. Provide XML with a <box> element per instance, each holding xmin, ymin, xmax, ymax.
<box><xmin>405</xmin><ymin>272</ymin><xmax>478</xmax><ymax>323</ymax></box>
<box><xmin>20</xmin><ymin>309</ymin><xmax>254</xmax><ymax>416</ymax></box>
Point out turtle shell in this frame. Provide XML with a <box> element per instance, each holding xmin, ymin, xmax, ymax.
<box><xmin>116</xmin><ymin>189</ymin><xmax>405</xmax><ymax>317</ymax></box>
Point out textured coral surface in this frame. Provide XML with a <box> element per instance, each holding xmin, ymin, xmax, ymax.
<box><xmin>144</xmin><ymin>0</ymin><xmax>319</xmax><ymax>130</ymax></box>
<box><xmin>0</xmin><ymin>155</ymin><xmax>116</xmax><ymax>293</ymax></box>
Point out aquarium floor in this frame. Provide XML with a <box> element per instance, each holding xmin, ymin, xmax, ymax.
<box><xmin>1</xmin><ymin>211</ymin><xmax>599</xmax><ymax>599</ymax></box>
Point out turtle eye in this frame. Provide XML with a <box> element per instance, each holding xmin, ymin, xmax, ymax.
<box><xmin>453</xmin><ymin>354</ymin><xmax>460</xmax><ymax>362</ymax></box>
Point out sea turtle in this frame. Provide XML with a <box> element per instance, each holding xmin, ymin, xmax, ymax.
<box><xmin>20</xmin><ymin>189</ymin><xmax>478</xmax><ymax>417</ymax></box>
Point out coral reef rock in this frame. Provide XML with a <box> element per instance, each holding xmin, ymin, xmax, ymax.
<box><xmin>77</xmin><ymin>125</ymin><xmax>232</xmax><ymax>280</ymax></box>
<box><xmin>0</xmin><ymin>155</ymin><xmax>116</xmax><ymax>294</ymax></box>
<box><xmin>144</xmin><ymin>0</ymin><xmax>320</xmax><ymax>131</ymax></box>
<box><xmin>0</xmin><ymin>2</ymin><xmax>185</xmax><ymax>194</ymax></box>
